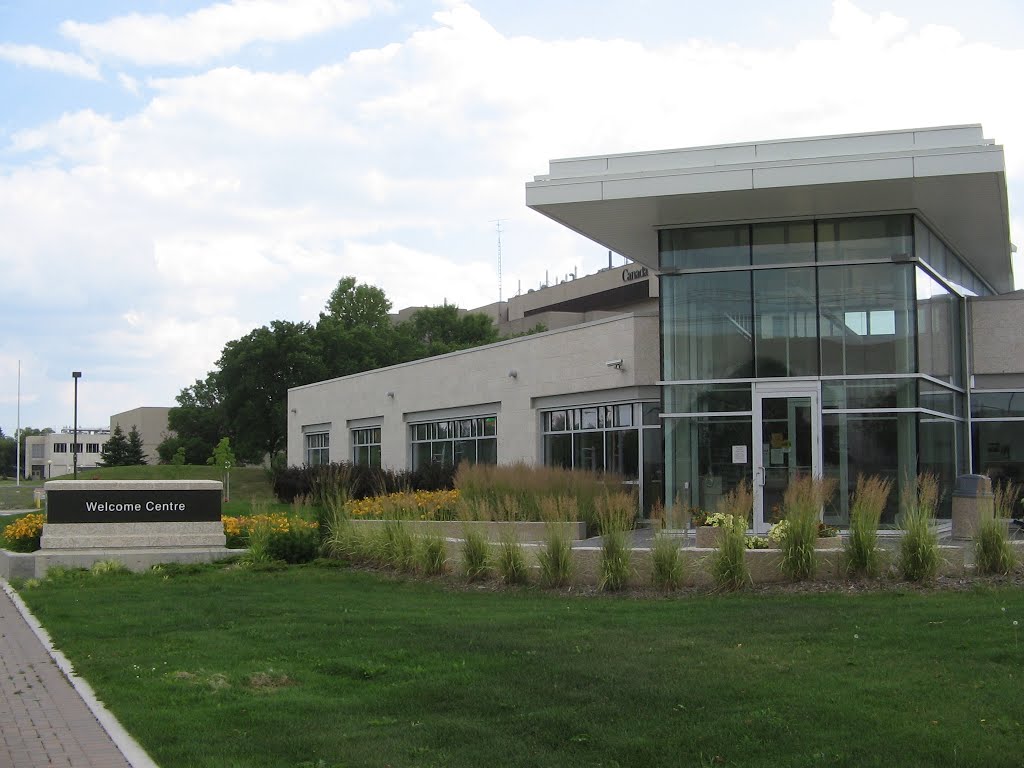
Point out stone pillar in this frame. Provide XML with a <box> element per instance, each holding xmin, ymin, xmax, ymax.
<box><xmin>951</xmin><ymin>474</ymin><xmax>994</xmax><ymax>540</ymax></box>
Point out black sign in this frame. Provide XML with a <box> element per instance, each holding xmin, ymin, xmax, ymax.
<box><xmin>47</xmin><ymin>489</ymin><xmax>222</xmax><ymax>524</ymax></box>
<box><xmin>622</xmin><ymin>265</ymin><xmax>649</xmax><ymax>282</ymax></box>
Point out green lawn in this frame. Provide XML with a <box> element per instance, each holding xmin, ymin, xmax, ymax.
<box><xmin>0</xmin><ymin>479</ymin><xmax>43</xmax><ymax>510</ymax></box>
<box><xmin>68</xmin><ymin>465</ymin><xmax>277</xmax><ymax>502</ymax></box>
<box><xmin>15</xmin><ymin>565</ymin><xmax>1024</xmax><ymax>768</ymax></box>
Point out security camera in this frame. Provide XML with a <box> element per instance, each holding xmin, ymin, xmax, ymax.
<box><xmin>605</xmin><ymin>359</ymin><xmax>624</xmax><ymax>369</ymax></box>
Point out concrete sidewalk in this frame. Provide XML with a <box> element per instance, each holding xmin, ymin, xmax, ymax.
<box><xmin>0</xmin><ymin>583</ymin><xmax>145</xmax><ymax>767</ymax></box>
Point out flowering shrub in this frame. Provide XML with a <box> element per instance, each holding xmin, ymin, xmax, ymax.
<box><xmin>702</xmin><ymin>512</ymin><xmax>739</xmax><ymax>528</ymax></box>
<box><xmin>346</xmin><ymin>490</ymin><xmax>461</xmax><ymax>521</ymax></box>
<box><xmin>745</xmin><ymin>536</ymin><xmax>770</xmax><ymax>550</ymax></box>
<box><xmin>769</xmin><ymin>519</ymin><xmax>838</xmax><ymax>544</ymax></box>
<box><xmin>222</xmin><ymin>514</ymin><xmax>317</xmax><ymax>550</ymax></box>
<box><xmin>3</xmin><ymin>513</ymin><xmax>45</xmax><ymax>552</ymax></box>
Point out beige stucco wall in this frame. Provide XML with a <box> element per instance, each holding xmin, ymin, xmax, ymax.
<box><xmin>110</xmin><ymin>407</ymin><xmax>173</xmax><ymax>464</ymax></box>
<box><xmin>969</xmin><ymin>292</ymin><xmax>1024</xmax><ymax>386</ymax></box>
<box><xmin>287</xmin><ymin>313</ymin><xmax>659</xmax><ymax>469</ymax></box>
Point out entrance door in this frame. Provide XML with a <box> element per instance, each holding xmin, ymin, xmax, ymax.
<box><xmin>753</xmin><ymin>382</ymin><xmax>821</xmax><ymax>532</ymax></box>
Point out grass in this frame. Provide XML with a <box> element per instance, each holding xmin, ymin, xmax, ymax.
<box><xmin>781</xmin><ymin>475</ymin><xmax>837</xmax><ymax>581</ymax></box>
<box><xmin>13</xmin><ymin>565</ymin><xmax>1024</xmax><ymax>768</ymax></box>
<box><xmin>843</xmin><ymin>475</ymin><xmax>892</xmax><ymax>579</ymax></box>
<box><xmin>0</xmin><ymin>478</ymin><xmax>44</xmax><ymax>510</ymax></box>
<box><xmin>899</xmin><ymin>474</ymin><xmax>941</xmax><ymax>582</ymax></box>
<box><xmin>65</xmin><ymin>465</ymin><xmax>277</xmax><ymax>502</ymax></box>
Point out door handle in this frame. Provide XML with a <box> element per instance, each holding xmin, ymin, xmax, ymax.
<box><xmin>755</xmin><ymin>467</ymin><xmax>765</xmax><ymax>487</ymax></box>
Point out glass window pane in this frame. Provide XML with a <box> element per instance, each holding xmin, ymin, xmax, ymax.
<box><xmin>484</xmin><ymin>416</ymin><xmax>497</xmax><ymax>436</ymax></box>
<box><xmin>664</xmin><ymin>384</ymin><xmax>752</xmax><ymax>413</ymax></box>
<box><xmin>753</xmin><ymin>267</ymin><xmax>818</xmax><ymax>377</ymax></box>
<box><xmin>454</xmin><ymin>439</ymin><xmax>477</xmax><ymax>465</ymax></box>
<box><xmin>972</xmin><ymin>392</ymin><xmax>1024</xmax><ymax>419</ymax></box>
<box><xmin>821</xmin><ymin>379</ymin><xmax>915</xmax><ymax>409</ymax></box>
<box><xmin>616</xmin><ymin>404</ymin><xmax>633</xmax><ymax>427</ymax></box>
<box><xmin>606</xmin><ymin>430</ymin><xmax>639</xmax><ymax>480</ymax></box>
<box><xmin>919</xmin><ymin>381</ymin><xmax>960</xmax><ymax>415</ymax></box>
<box><xmin>642</xmin><ymin>402</ymin><xmax>661</xmax><ymax>425</ymax></box>
<box><xmin>752</xmin><ymin>221</ymin><xmax>814</xmax><ymax>265</ymax></box>
<box><xmin>916</xmin><ymin>267</ymin><xmax>962</xmax><ymax>385</ymax></box>
<box><xmin>819</xmin><ymin>263</ymin><xmax>914</xmax><ymax>375</ymax></box>
<box><xmin>972</xmin><ymin>422</ymin><xmax>1024</xmax><ymax>485</ymax></box>
<box><xmin>664</xmin><ymin>416</ymin><xmax>752</xmax><ymax>512</ymax></box>
<box><xmin>659</xmin><ymin>225</ymin><xmax>749</xmax><ymax>270</ymax></box>
<box><xmin>544</xmin><ymin>434</ymin><xmax>572</xmax><ymax>469</ymax></box>
<box><xmin>548</xmin><ymin>410</ymin><xmax>566</xmax><ymax>431</ymax></box>
<box><xmin>662</xmin><ymin>272</ymin><xmax>753</xmax><ymax>380</ymax></box>
<box><xmin>816</xmin><ymin>215</ymin><xmax>912</xmax><ymax>262</ymax></box>
<box><xmin>581</xmin><ymin>407</ymin><xmax>599</xmax><ymax>430</ymax></box>
<box><xmin>477</xmin><ymin>438</ymin><xmax>497</xmax><ymax>465</ymax></box>
<box><xmin>574</xmin><ymin>432</ymin><xmax>604</xmax><ymax>472</ymax></box>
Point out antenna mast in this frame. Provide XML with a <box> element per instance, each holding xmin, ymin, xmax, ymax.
<box><xmin>491</xmin><ymin>218</ymin><xmax>505</xmax><ymax>304</ymax></box>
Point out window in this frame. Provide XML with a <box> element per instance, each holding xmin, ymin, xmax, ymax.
<box><xmin>31</xmin><ymin>444</ymin><xmax>43</xmax><ymax>458</ymax></box>
<box><xmin>542</xmin><ymin>403</ymin><xmax>655</xmax><ymax>480</ymax></box>
<box><xmin>86</xmin><ymin>443</ymin><xmax>101</xmax><ymax>454</ymax></box>
<box><xmin>305</xmin><ymin>432</ymin><xmax>329</xmax><ymax>466</ymax></box>
<box><xmin>72</xmin><ymin>443</ymin><xmax>83</xmax><ymax>454</ymax></box>
<box><xmin>53</xmin><ymin>443</ymin><xmax>67</xmax><ymax>453</ymax></box>
<box><xmin>410</xmin><ymin>417</ymin><xmax>496</xmax><ymax>470</ymax></box>
<box><xmin>352</xmin><ymin>427</ymin><xmax>381</xmax><ymax>467</ymax></box>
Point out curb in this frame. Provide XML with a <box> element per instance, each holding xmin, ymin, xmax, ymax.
<box><xmin>0</xmin><ymin>577</ymin><xmax>160</xmax><ymax>768</ymax></box>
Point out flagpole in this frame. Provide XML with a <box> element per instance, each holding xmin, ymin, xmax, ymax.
<box><xmin>15</xmin><ymin>360</ymin><xmax>21</xmax><ymax>487</ymax></box>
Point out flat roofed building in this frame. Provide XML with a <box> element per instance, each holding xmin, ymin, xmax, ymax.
<box><xmin>526</xmin><ymin>124</ymin><xmax>1019</xmax><ymax>527</ymax></box>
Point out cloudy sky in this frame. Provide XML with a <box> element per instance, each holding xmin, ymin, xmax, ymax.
<box><xmin>1</xmin><ymin>0</ymin><xmax>1021</xmax><ymax>434</ymax></box>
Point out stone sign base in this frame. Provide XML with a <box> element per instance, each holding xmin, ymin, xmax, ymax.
<box><xmin>41</xmin><ymin>522</ymin><xmax>226</xmax><ymax>550</ymax></box>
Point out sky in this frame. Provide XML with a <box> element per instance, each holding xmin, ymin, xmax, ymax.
<box><xmin>1</xmin><ymin>0</ymin><xmax>1022</xmax><ymax>434</ymax></box>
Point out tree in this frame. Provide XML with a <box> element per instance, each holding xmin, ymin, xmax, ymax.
<box><xmin>124</xmin><ymin>425</ymin><xmax>147</xmax><ymax>465</ymax></box>
<box><xmin>100</xmin><ymin>425</ymin><xmax>128</xmax><ymax>467</ymax></box>
<box><xmin>323</xmin><ymin>276</ymin><xmax>392</xmax><ymax>331</ymax></box>
<box><xmin>207</xmin><ymin>437</ymin><xmax>237</xmax><ymax>469</ymax></box>
<box><xmin>160</xmin><ymin>373</ymin><xmax>228</xmax><ymax>465</ymax></box>
<box><xmin>400</xmin><ymin>303</ymin><xmax>501</xmax><ymax>357</ymax></box>
<box><xmin>171</xmin><ymin>447</ymin><xmax>186</xmax><ymax>466</ymax></box>
<box><xmin>0</xmin><ymin>428</ymin><xmax>15</xmax><ymax>478</ymax></box>
<box><xmin>217</xmin><ymin>320</ymin><xmax>326</xmax><ymax>461</ymax></box>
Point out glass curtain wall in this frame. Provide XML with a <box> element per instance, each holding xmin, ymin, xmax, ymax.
<box><xmin>660</xmin><ymin>214</ymin><xmax>968</xmax><ymax>522</ymax></box>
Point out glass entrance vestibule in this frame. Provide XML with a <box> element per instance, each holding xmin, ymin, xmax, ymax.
<box><xmin>660</xmin><ymin>214</ymin><xmax>977</xmax><ymax>529</ymax></box>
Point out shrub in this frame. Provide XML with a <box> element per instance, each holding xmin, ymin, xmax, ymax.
<box><xmin>898</xmin><ymin>474</ymin><xmax>941</xmax><ymax>582</ymax></box>
<box><xmin>3</xmin><ymin>513</ymin><xmax>45</xmax><ymax>552</ymax></box>
<box><xmin>346</xmin><ymin>490</ymin><xmax>460</xmax><ymax>521</ymax></box>
<box><xmin>976</xmin><ymin>480</ymin><xmax>1019</xmax><ymax>576</ymax></box>
<box><xmin>272</xmin><ymin>461</ymin><xmax>457</xmax><ymax>504</ymax></box>
<box><xmin>244</xmin><ymin>517</ymin><xmax>274</xmax><ymax>564</ymax></box>
<box><xmin>537</xmin><ymin>502</ymin><xmax>575</xmax><ymax>589</ymax></box>
<box><xmin>495</xmin><ymin>531</ymin><xmax>528</xmax><ymax>585</ymax></box>
<box><xmin>843</xmin><ymin>475</ymin><xmax>892</xmax><ymax>579</ymax></box>
<box><xmin>266</xmin><ymin>525</ymin><xmax>319</xmax><ymax>564</ymax></box>
<box><xmin>651</xmin><ymin>533</ymin><xmax>684</xmax><ymax>590</ymax></box>
<box><xmin>780</xmin><ymin>475</ymin><xmax>837</xmax><ymax>581</ymax></box>
<box><xmin>596</xmin><ymin>492</ymin><xmax>635</xmax><ymax>591</ymax></box>
<box><xmin>460</xmin><ymin>525</ymin><xmax>492</xmax><ymax>582</ymax></box>
<box><xmin>416</xmin><ymin>533</ymin><xmax>448</xmax><ymax>576</ymax></box>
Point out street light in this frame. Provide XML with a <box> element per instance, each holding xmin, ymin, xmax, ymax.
<box><xmin>47</xmin><ymin>460</ymin><xmax>52</xmax><ymax>479</ymax></box>
<box><xmin>72</xmin><ymin>371</ymin><xmax>81</xmax><ymax>479</ymax></box>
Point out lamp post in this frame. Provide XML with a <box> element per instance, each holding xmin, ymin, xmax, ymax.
<box><xmin>72</xmin><ymin>371</ymin><xmax>81</xmax><ymax>479</ymax></box>
<box><xmin>47</xmin><ymin>460</ymin><xmax>52</xmax><ymax>479</ymax></box>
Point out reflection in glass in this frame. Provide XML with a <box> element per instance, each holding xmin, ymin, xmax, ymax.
<box><xmin>916</xmin><ymin>267</ymin><xmax>963</xmax><ymax>386</ymax></box>
<box><xmin>753</xmin><ymin>268</ymin><xmax>818</xmax><ymax>377</ymax></box>
<box><xmin>665</xmin><ymin>416</ymin><xmax>752</xmax><ymax>512</ymax></box>
<box><xmin>662</xmin><ymin>272</ymin><xmax>753</xmax><ymax>380</ymax></box>
<box><xmin>664</xmin><ymin>384</ymin><xmax>752</xmax><ymax>413</ymax></box>
<box><xmin>972</xmin><ymin>422</ymin><xmax>1024</xmax><ymax>485</ymax></box>
<box><xmin>819</xmin><ymin>263</ymin><xmax>914</xmax><ymax>375</ymax></box>
<box><xmin>659</xmin><ymin>225</ymin><xmax>749</xmax><ymax>270</ymax></box>
<box><xmin>816</xmin><ymin>215</ymin><xmax>912</xmax><ymax>262</ymax></box>
<box><xmin>971</xmin><ymin>392</ymin><xmax>1024</xmax><ymax>419</ymax></box>
<box><xmin>822</xmin><ymin>379</ymin><xmax>915</xmax><ymax>410</ymax></box>
<box><xmin>752</xmin><ymin>221</ymin><xmax>814</xmax><ymax>265</ymax></box>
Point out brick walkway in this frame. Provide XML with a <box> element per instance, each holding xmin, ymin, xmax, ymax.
<box><xmin>0</xmin><ymin>586</ymin><xmax>134</xmax><ymax>768</ymax></box>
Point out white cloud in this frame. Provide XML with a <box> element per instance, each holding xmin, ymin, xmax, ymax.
<box><xmin>1</xmin><ymin>0</ymin><xmax>1022</xmax><ymax>432</ymax></box>
<box><xmin>60</xmin><ymin>0</ymin><xmax>390</xmax><ymax>67</ymax></box>
<box><xmin>0</xmin><ymin>43</ymin><xmax>101</xmax><ymax>80</ymax></box>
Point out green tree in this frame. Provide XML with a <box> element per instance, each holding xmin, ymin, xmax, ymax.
<box><xmin>100</xmin><ymin>425</ymin><xmax>128</xmax><ymax>467</ymax></box>
<box><xmin>217</xmin><ymin>320</ymin><xmax>325</xmax><ymax>461</ymax></box>
<box><xmin>124</xmin><ymin>425</ymin><xmax>147</xmax><ymax>465</ymax></box>
<box><xmin>171</xmin><ymin>447</ymin><xmax>186</xmax><ymax>466</ymax></box>
<box><xmin>161</xmin><ymin>373</ymin><xmax>228</xmax><ymax>465</ymax></box>
<box><xmin>400</xmin><ymin>303</ymin><xmax>501</xmax><ymax>357</ymax></box>
<box><xmin>207</xmin><ymin>437</ymin><xmax>237</xmax><ymax>469</ymax></box>
<box><xmin>323</xmin><ymin>276</ymin><xmax>392</xmax><ymax>331</ymax></box>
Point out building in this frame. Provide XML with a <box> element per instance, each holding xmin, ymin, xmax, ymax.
<box><xmin>288</xmin><ymin>124</ymin><xmax>1021</xmax><ymax>527</ymax></box>
<box><xmin>110</xmin><ymin>407</ymin><xmax>173</xmax><ymax>465</ymax></box>
<box><xmin>23</xmin><ymin>429</ymin><xmax>110</xmax><ymax>479</ymax></box>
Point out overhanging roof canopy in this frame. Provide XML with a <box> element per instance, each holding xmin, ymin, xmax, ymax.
<box><xmin>526</xmin><ymin>125</ymin><xmax>1013</xmax><ymax>294</ymax></box>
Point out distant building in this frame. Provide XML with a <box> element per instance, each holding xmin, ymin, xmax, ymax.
<box><xmin>23</xmin><ymin>429</ymin><xmax>110</xmax><ymax>479</ymax></box>
<box><xmin>110</xmin><ymin>407</ymin><xmax>173</xmax><ymax>465</ymax></box>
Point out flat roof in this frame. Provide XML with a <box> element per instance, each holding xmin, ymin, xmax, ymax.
<box><xmin>526</xmin><ymin>125</ymin><xmax>1013</xmax><ymax>293</ymax></box>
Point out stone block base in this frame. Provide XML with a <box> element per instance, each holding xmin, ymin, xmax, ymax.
<box><xmin>41</xmin><ymin>522</ymin><xmax>226</xmax><ymax>550</ymax></box>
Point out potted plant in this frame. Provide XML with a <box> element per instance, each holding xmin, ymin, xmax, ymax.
<box><xmin>694</xmin><ymin>511</ymin><xmax>739</xmax><ymax>548</ymax></box>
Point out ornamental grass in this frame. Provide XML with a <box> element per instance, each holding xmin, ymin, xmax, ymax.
<box><xmin>460</xmin><ymin>525</ymin><xmax>492</xmax><ymax>582</ymax></box>
<box><xmin>415</xmin><ymin>533</ymin><xmax>448</xmax><ymax>576</ymax></box>
<box><xmin>710</xmin><ymin>481</ymin><xmax>753</xmax><ymax>591</ymax></box>
<box><xmin>596</xmin><ymin>492</ymin><xmax>636</xmax><ymax>591</ymax></box>
<box><xmin>780</xmin><ymin>475</ymin><xmax>837</xmax><ymax>582</ymax></box>
<box><xmin>898</xmin><ymin>473</ymin><xmax>941</xmax><ymax>582</ymax></box>
<box><xmin>650</xmin><ymin>533</ymin><xmax>685</xmax><ymax>591</ymax></box>
<box><xmin>495</xmin><ymin>529</ymin><xmax>528</xmax><ymax>585</ymax></box>
<box><xmin>976</xmin><ymin>480</ymin><xmax>1019</xmax><ymax>576</ymax></box>
<box><xmin>843</xmin><ymin>474</ymin><xmax>893</xmax><ymax>579</ymax></box>
<box><xmin>537</xmin><ymin>497</ymin><xmax>575</xmax><ymax>588</ymax></box>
